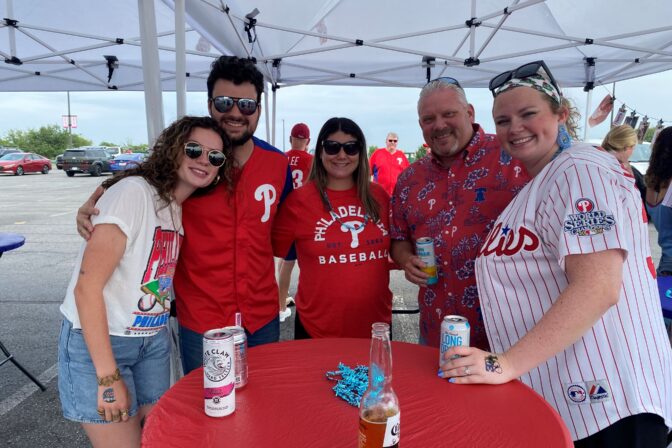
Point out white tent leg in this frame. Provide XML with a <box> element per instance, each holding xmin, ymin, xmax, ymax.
<box><xmin>138</xmin><ymin>0</ymin><xmax>165</xmax><ymax>145</ymax></box>
<box><xmin>264</xmin><ymin>83</ymin><xmax>271</xmax><ymax>142</ymax></box>
<box><xmin>583</xmin><ymin>89</ymin><xmax>592</xmax><ymax>141</ymax></box>
<box><xmin>272</xmin><ymin>88</ymin><xmax>277</xmax><ymax>147</ymax></box>
<box><xmin>175</xmin><ymin>0</ymin><xmax>187</xmax><ymax>119</ymax></box>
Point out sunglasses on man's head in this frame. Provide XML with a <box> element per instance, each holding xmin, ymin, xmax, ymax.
<box><xmin>322</xmin><ymin>140</ymin><xmax>362</xmax><ymax>156</ymax></box>
<box><xmin>184</xmin><ymin>142</ymin><xmax>226</xmax><ymax>167</ymax></box>
<box><xmin>488</xmin><ymin>60</ymin><xmax>559</xmax><ymax>97</ymax></box>
<box><xmin>211</xmin><ymin>96</ymin><xmax>259</xmax><ymax>115</ymax></box>
<box><xmin>427</xmin><ymin>76</ymin><xmax>462</xmax><ymax>88</ymax></box>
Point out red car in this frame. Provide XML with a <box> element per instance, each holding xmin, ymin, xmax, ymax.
<box><xmin>0</xmin><ymin>152</ymin><xmax>51</xmax><ymax>175</ymax></box>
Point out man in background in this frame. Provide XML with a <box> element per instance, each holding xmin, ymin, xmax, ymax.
<box><xmin>278</xmin><ymin>122</ymin><xmax>313</xmax><ymax>322</ymax></box>
<box><xmin>369</xmin><ymin>132</ymin><xmax>410</xmax><ymax>196</ymax></box>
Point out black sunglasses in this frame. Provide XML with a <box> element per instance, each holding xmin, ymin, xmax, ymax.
<box><xmin>388</xmin><ymin>139</ymin><xmax>398</xmax><ymax>143</ymax></box>
<box><xmin>211</xmin><ymin>96</ymin><xmax>259</xmax><ymax>115</ymax></box>
<box><xmin>427</xmin><ymin>76</ymin><xmax>462</xmax><ymax>88</ymax></box>
<box><xmin>184</xmin><ymin>142</ymin><xmax>226</xmax><ymax>167</ymax></box>
<box><xmin>322</xmin><ymin>140</ymin><xmax>362</xmax><ymax>156</ymax></box>
<box><xmin>488</xmin><ymin>60</ymin><xmax>559</xmax><ymax>97</ymax></box>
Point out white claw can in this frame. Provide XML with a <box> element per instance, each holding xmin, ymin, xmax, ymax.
<box><xmin>203</xmin><ymin>328</ymin><xmax>236</xmax><ymax>417</ymax></box>
<box><xmin>222</xmin><ymin>325</ymin><xmax>248</xmax><ymax>388</ymax></box>
<box><xmin>439</xmin><ymin>315</ymin><xmax>470</xmax><ymax>365</ymax></box>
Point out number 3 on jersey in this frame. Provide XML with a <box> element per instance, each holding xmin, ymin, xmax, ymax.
<box><xmin>292</xmin><ymin>169</ymin><xmax>304</xmax><ymax>189</ymax></box>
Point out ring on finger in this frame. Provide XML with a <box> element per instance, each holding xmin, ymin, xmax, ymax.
<box><xmin>112</xmin><ymin>413</ymin><xmax>121</xmax><ymax>422</ymax></box>
<box><xmin>96</xmin><ymin>408</ymin><xmax>105</xmax><ymax>416</ymax></box>
<box><xmin>120</xmin><ymin>409</ymin><xmax>129</xmax><ymax>417</ymax></box>
<box><xmin>464</xmin><ymin>366</ymin><xmax>471</xmax><ymax>376</ymax></box>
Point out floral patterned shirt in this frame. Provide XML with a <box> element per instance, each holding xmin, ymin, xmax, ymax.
<box><xmin>390</xmin><ymin>124</ymin><xmax>529</xmax><ymax>349</ymax></box>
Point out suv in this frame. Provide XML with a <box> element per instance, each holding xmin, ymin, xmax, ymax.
<box><xmin>104</xmin><ymin>146</ymin><xmax>123</xmax><ymax>158</ymax></box>
<box><xmin>0</xmin><ymin>148</ymin><xmax>23</xmax><ymax>158</ymax></box>
<box><xmin>62</xmin><ymin>146</ymin><xmax>112</xmax><ymax>177</ymax></box>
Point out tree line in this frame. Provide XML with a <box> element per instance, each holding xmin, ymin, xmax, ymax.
<box><xmin>0</xmin><ymin>125</ymin><xmax>148</xmax><ymax>159</ymax></box>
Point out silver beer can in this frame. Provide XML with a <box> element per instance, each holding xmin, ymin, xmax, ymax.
<box><xmin>203</xmin><ymin>328</ymin><xmax>236</xmax><ymax>417</ymax></box>
<box><xmin>439</xmin><ymin>315</ymin><xmax>470</xmax><ymax>365</ymax></box>
<box><xmin>415</xmin><ymin>237</ymin><xmax>438</xmax><ymax>285</ymax></box>
<box><xmin>222</xmin><ymin>325</ymin><xmax>248</xmax><ymax>388</ymax></box>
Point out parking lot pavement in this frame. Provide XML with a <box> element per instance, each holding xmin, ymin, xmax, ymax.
<box><xmin>0</xmin><ymin>172</ymin><xmax>420</xmax><ymax>447</ymax></box>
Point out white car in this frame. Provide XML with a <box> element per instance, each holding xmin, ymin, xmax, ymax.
<box><xmin>630</xmin><ymin>142</ymin><xmax>651</xmax><ymax>175</ymax></box>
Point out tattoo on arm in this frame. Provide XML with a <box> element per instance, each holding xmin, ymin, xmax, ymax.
<box><xmin>485</xmin><ymin>354</ymin><xmax>503</xmax><ymax>374</ymax></box>
<box><xmin>79</xmin><ymin>269</ymin><xmax>85</xmax><ymax>275</ymax></box>
<box><xmin>102</xmin><ymin>388</ymin><xmax>116</xmax><ymax>403</ymax></box>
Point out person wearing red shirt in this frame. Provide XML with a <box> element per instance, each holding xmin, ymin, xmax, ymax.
<box><xmin>369</xmin><ymin>132</ymin><xmax>410</xmax><ymax>196</ymax></box>
<box><xmin>278</xmin><ymin>122</ymin><xmax>314</xmax><ymax>322</ymax></box>
<box><xmin>390</xmin><ymin>77</ymin><xmax>529</xmax><ymax>350</ymax></box>
<box><xmin>77</xmin><ymin>57</ymin><xmax>292</xmax><ymax>375</ymax></box>
<box><xmin>273</xmin><ymin>117</ymin><xmax>392</xmax><ymax>338</ymax></box>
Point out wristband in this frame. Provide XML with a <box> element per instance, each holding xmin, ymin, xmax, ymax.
<box><xmin>97</xmin><ymin>368</ymin><xmax>121</xmax><ymax>386</ymax></box>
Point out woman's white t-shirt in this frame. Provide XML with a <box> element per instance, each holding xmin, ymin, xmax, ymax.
<box><xmin>60</xmin><ymin>177</ymin><xmax>183</xmax><ymax>337</ymax></box>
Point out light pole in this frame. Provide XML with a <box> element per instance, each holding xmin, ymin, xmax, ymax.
<box><xmin>282</xmin><ymin>119</ymin><xmax>286</xmax><ymax>151</ymax></box>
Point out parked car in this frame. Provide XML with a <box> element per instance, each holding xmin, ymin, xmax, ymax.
<box><xmin>56</xmin><ymin>154</ymin><xmax>64</xmax><ymax>169</ymax></box>
<box><xmin>0</xmin><ymin>152</ymin><xmax>51</xmax><ymax>175</ymax></box>
<box><xmin>109</xmin><ymin>153</ymin><xmax>146</xmax><ymax>172</ymax></box>
<box><xmin>630</xmin><ymin>142</ymin><xmax>651</xmax><ymax>175</ymax></box>
<box><xmin>0</xmin><ymin>148</ymin><xmax>23</xmax><ymax>158</ymax></box>
<box><xmin>104</xmin><ymin>146</ymin><xmax>123</xmax><ymax>158</ymax></box>
<box><xmin>62</xmin><ymin>146</ymin><xmax>113</xmax><ymax>177</ymax></box>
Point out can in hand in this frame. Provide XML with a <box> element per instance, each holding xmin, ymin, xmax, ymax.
<box><xmin>203</xmin><ymin>328</ymin><xmax>236</xmax><ymax>417</ymax></box>
<box><xmin>415</xmin><ymin>237</ymin><xmax>438</xmax><ymax>285</ymax></box>
<box><xmin>439</xmin><ymin>315</ymin><xmax>470</xmax><ymax>365</ymax></box>
<box><xmin>222</xmin><ymin>325</ymin><xmax>248</xmax><ymax>388</ymax></box>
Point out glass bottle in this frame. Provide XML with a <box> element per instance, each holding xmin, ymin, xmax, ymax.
<box><xmin>358</xmin><ymin>322</ymin><xmax>400</xmax><ymax>448</ymax></box>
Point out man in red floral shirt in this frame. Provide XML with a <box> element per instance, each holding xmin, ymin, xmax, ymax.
<box><xmin>390</xmin><ymin>78</ymin><xmax>529</xmax><ymax>350</ymax></box>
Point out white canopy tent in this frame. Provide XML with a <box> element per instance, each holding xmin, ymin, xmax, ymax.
<box><xmin>2</xmin><ymin>0</ymin><xmax>672</xmax><ymax>142</ymax></box>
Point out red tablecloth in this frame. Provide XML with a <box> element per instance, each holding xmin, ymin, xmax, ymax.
<box><xmin>142</xmin><ymin>338</ymin><xmax>572</xmax><ymax>447</ymax></box>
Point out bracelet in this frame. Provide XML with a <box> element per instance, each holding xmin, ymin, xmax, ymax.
<box><xmin>97</xmin><ymin>368</ymin><xmax>121</xmax><ymax>386</ymax></box>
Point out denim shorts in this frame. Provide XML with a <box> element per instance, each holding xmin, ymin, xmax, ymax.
<box><xmin>58</xmin><ymin>319</ymin><xmax>170</xmax><ymax>424</ymax></box>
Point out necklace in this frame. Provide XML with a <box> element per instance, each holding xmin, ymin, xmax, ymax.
<box><xmin>319</xmin><ymin>189</ymin><xmax>370</xmax><ymax>232</ymax></box>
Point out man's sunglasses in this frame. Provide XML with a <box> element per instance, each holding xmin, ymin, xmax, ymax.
<box><xmin>488</xmin><ymin>60</ymin><xmax>559</xmax><ymax>97</ymax></box>
<box><xmin>427</xmin><ymin>76</ymin><xmax>462</xmax><ymax>88</ymax></box>
<box><xmin>184</xmin><ymin>142</ymin><xmax>226</xmax><ymax>167</ymax></box>
<box><xmin>211</xmin><ymin>96</ymin><xmax>259</xmax><ymax>115</ymax></box>
<box><xmin>322</xmin><ymin>140</ymin><xmax>362</xmax><ymax>156</ymax></box>
<box><xmin>388</xmin><ymin>139</ymin><xmax>398</xmax><ymax>143</ymax></box>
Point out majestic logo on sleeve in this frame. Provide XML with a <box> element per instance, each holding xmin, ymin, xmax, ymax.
<box><xmin>563</xmin><ymin>198</ymin><xmax>615</xmax><ymax>236</ymax></box>
<box><xmin>478</xmin><ymin>222</ymin><xmax>540</xmax><ymax>257</ymax></box>
<box><xmin>254</xmin><ymin>184</ymin><xmax>277</xmax><ymax>223</ymax></box>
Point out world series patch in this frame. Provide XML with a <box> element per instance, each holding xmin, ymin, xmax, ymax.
<box><xmin>563</xmin><ymin>198</ymin><xmax>615</xmax><ymax>237</ymax></box>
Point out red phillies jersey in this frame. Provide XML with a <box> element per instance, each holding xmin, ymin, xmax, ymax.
<box><xmin>370</xmin><ymin>148</ymin><xmax>410</xmax><ymax>196</ymax></box>
<box><xmin>175</xmin><ymin>137</ymin><xmax>292</xmax><ymax>334</ymax></box>
<box><xmin>390</xmin><ymin>125</ymin><xmax>529</xmax><ymax>350</ymax></box>
<box><xmin>272</xmin><ymin>181</ymin><xmax>392</xmax><ymax>337</ymax></box>
<box><xmin>285</xmin><ymin>149</ymin><xmax>313</xmax><ymax>189</ymax></box>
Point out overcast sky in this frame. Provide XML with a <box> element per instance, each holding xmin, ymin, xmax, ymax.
<box><xmin>1</xmin><ymin>69</ymin><xmax>670</xmax><ymax>152</ymax></box>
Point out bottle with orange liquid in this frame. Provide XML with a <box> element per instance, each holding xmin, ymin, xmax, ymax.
<box><xmin>358</xmin><ymin>322</ymin><xmax>400</xmax><ymax>448</ymax></box>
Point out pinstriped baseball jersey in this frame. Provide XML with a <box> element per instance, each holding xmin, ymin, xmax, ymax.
<box><xmin>475</xmin><ymin>143</ymin><xmax>672</xmax><ymax>441</ymax></box>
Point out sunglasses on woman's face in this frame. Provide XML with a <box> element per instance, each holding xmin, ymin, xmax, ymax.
<box><xmin>211</xmin><ymin>96</ymin><xmax>259</xmax><ymax>115</ymax></box>
<box><xmin>184</xmin><ymin>142</ymin><xmax>226</xmax><ymax>167</ymax></box>
<box><xmin>488</xmin><ymin>60</ymin><xmax>559</xmax><ymax>97</ymax></box>
<box><xmin>322</xmin><ymin>140</ymin><xmax>362</xmax><ymax>156</ymax></box>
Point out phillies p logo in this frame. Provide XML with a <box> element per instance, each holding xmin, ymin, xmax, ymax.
<box><xmin>575</xmin><ymin>198</ymin><xmax>594</xmax><ymax>213</ymax></box>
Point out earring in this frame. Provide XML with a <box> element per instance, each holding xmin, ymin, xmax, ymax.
<box><xmin>211</xmin><ymin>175</ymin><xmax>220</xmax><ymax>187</ymax></box>
<box><xmin>556</xmin><ymin>124</ymin><xmax>572</xmax><ymax>151</ymax></box>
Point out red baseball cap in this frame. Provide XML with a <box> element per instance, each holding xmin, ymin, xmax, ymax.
<box><xmin>291</xmin><ymin>123</ymin><xmax>310</xmax><ymax>139</ymax></box>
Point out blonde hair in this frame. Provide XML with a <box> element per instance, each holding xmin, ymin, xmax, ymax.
<box><xmin>601</xmin><ymin>125</ymin><xmax>637</xmax><ymax>153</ymax></box>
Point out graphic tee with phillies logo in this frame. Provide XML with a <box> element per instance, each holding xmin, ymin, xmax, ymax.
<box><xmin>272</xmin><ymin>181</ymin><xmax>392</xmax><ymax>337</ymax></box>
<box><xmin>370</xmin><ymin>149</ymin><xmax>410</xmax><ymax>196</ymax></box>
<box><xmin>475</xmin><ymin>143</ymin><xmax>672</xmax><ymax>441</ymax></box>
<box><xmin>61</xmin><ymin>177</ymin><xmax>182</xmax><ymax>337</ymax></box>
